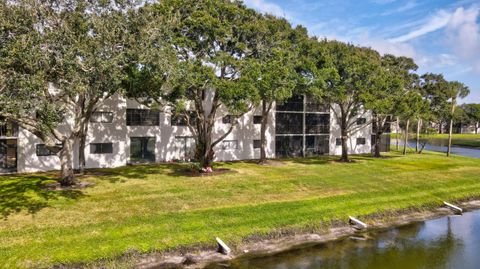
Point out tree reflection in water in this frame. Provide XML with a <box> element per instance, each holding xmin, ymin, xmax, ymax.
<box><xmin>206</xmin><ymin>211</ymin><xmax>480</xmax><ymax>269</ymax></box>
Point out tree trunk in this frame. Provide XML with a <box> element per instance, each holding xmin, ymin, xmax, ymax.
<box><xmin>439</xmin><ymin>121</ymin><xmax>443</xmax><ymax>134</ymax></box>
<box><xmin>78</xmin><ymin>124</ymin><xmax>88</xmax><ymax>175</ymax></box>
<box><xmin>447</xmin><ymin>103</ymin><xmax>455</xmax><ymax>157</ymax></box>
<box><xmin>372</xmin><ymin>116</ymin><xmax>382</xmax><ymax>158</ymax></box>
<box><xmin>476</xmin><ymin>122</ymin><xmax>478</xmax><ymax>134</ymax></box>
<box><xmin>396</xmin><ymin>116</ymin><xmax>400</xmax><ymax>150</ymax></box>
<box><xmin>340</xmin><ymin>115</ymin><xmax>349</xmax><ymax>162</ymax></box>
<box><xmin>415</xmin><ymin>119</ymin><xmax>421</xmax><ymax>153</ymax></box>
<box><xmin>374</xmin><ymin>131</ymin><xmax>382</xmax><ymax>158</ymax></box>
<box><xmin>447</xmin><ymin>118</ymin><xmax>453</xmax><ymax>157</ymax></box>
<box><xmin>259</xmin><ymin>100</ymin><xmax>269</xmax><ymax>164</ymax></box>
<box><xmin>59</xmin><ymin>137</ymin><xmax>75</xmax><ymax>186</ymax></box>
<box><xmin>193</xmin><ymin>90</ymin><xmax>236</xmax><ymax>170</ymax></box>
<box><xmin>197</xmin><ymin>127</ymin><xmax>215</xmax><ymax>169</ymax></box>
<box><xmin>403</xmin><ymin>119</ymin><xmax>409</xmax><ymax>155</ymax></box>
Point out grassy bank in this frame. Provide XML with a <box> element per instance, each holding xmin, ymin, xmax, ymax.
<box><xmin>426</xmin><ymin>134</ymin><xmax>480</xmax><ymax>148</ymax></box>
<box><xmin>1</xmin><ymin>152</ymin><xmax>480</xmax><ymax>268</ymax></box>
<box><xmin>391</xmin><ymin>133</ymin><xmax>480</xmax><ymax>148</ymax></box>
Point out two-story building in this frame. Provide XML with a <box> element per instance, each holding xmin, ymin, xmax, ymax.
<box><xmin>0</xmin><ymin>94</ymin><xmax>389</xmax><ymax>174</ymax></box>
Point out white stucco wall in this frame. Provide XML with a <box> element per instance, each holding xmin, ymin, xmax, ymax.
<box><xmin>86</xmin><ymin>94</ymin><xmax>127</xmax><ymax>169</ymax></box>
<box><xmin>329</xmin><ymin>106</ymin><xmax>373</xmax><ymax>156</ymax></box>
<box><xmin>212</xmin><ymin>105</ymin><xmax>276</xmax><ymax>161</ymax></box>
<box><xmin>18</xmin><ymin>111</ymin><xmax>78</xmax><ymax>173</ymax></box>
<box><xmin>15</xmin><ymin>94</ymin><xmax>373</xmax><ymax>173</ymax></box>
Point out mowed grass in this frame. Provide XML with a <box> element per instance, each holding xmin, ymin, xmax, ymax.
<box><xmin>1</xmin><ymin>151</ymin><xmax>480</xmax><ymax>268</ymax></box>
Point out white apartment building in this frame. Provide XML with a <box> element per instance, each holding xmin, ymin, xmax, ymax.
<box><xmin>0</xmin><ymin>94</ymin><xmax>389</xmax><ymax>173</ymax></box>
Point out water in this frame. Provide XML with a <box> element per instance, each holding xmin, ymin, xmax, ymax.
<box><xmin>206</xmin><ymin>210</ymin><xmax>480</xmax><ymax>269</ymax></box>
<box><xmin>396</xmin><ymin>139</ymin><xmax>480</xmax><ymax>158</ymax></box>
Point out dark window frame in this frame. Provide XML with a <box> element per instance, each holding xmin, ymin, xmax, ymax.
<box><xmin>222</xmin><ymin>140</ymin><xmax>238</xmax><ymax>150</ymax></box>
<box><xmin>305</xmin><ymin>113</ymin><xmax>330</xmax><ymax>134</ymax></box>
<box><xmin>253</xmin><ymin>116</ymin><xmax>262</xmax><ymax>124</ymax></box>
<box><xmin>253</xmin><ymin>139</ymin><xmax>261</xmax><ymax>149</ymax></box>
<box><xmin>130</xmin><ymin>137</ymin><xmax>156</xmax><ymax>163</ymax></box>
<box><xmin>171</xmin><ymin>111</ymin><xmax>197</xmax><ymax>126</ymax></box>
<box><xmin>0</xmin><ymin>117</ymin><xmax>19</xmax><ymax>137</ymax></box>
<box><xmin>126</xmin><ymin>109</ymin><xmax>160</xmax><ymax>126</ymax></box>
<box><xmin>36</xmin><ymin>144</ymin><xmax>62</xmax><ymax>156</ymax></box>
<box><xmin>90</xmin><ymin>143</ymin><xmax>113</xmax><ymax>154</ymax></box>
<box><xmin>222</xmin><ymin>115</ymin><xmax>235</xmax><ymax>124</ymax></box>
<box><xmin>356</xmin><ymin>117</ymin><xmax>367</xmax><ymax>125</ymax></box>
<box><xmin>276</xmin><ymin>95</ymin><xmax>304</xmax><ymax>112</ymax></box>
<box><xmin>356</xmin><ymin>137</ymin><xmax>366</xmax><ymax>145</ymax></box>
<box><xmin>336</xmin><ymin>138</ymin><xmax>342</xmax><ymax>146</ymax></box>
<box><xmin>275</xmin><ymin>113</ymin><xmax>303</xmax><ymax>134</ymax></box>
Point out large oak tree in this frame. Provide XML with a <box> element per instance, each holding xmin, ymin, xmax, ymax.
<box><xmin>127</xmin><ymin>0</ymin><xmax>260</xmax><ymax>169</ymax></box>
<box><xmin>0</xmin><ymin>0</ymin><xmax>136</xmax><ymax>185</ymax></box>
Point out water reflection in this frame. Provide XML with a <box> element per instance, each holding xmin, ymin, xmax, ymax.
<box><xmin>206</xmin><ymin>211</ymin><xmax>480</xmax><ymax>269</ymax></box>
<box><xmin>397</xmin><ymin>139</ymin><xmax>480</xmax><ymax>158</ymax></box>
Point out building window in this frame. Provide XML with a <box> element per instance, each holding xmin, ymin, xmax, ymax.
<box><xmin>222</xmin><ymin>115</ymin><xmax>235</xmax><ymax>124</ymax></box>
<box><xmin>130</xmin><ymin>137</ymin><xmax>156</xmax><ymax>162</ymax></box>
<box><xmin>275</xmin><ymin>113</ymin><xmax>303</xmax><ymax>134</ymax></box>
<box><xmin>356</xmin><ymin>118</ymin><xmax>367</xmax><ymax>125</ymax></box>
<box><xmin>253</xmin><ymin>116</ymin><xmax>262</xmax><ymax>124</ymax></box>
<box><xmin>222</xmin><ymin>140</ymin><xmax>238</xmax><ymax>150</ymax></box>
<box><xmin>36</xmin><ymin>144</ymin><xmax>62</xmax><ymax>156</ymax></box>
<box><xmin>90</xmin><ymin>112</ymin><xmax>114</xmax><ymax>123</ymax></box>
<box><xmin>305</xmin><ymin>114</ymin><xmax>330</xmax><ymax>134</ymax></box>
<box><xmin>171</xmin><ymin>111</ymin><xmax>197</xmax><ymax>126</ymax></box>
<box><xmin>336</xmin><ymin>138</ymin><xmax>342</xmax><ymax>146</ymax></box>
<box><xmin>276</xmin><ymin>95</ymin><xmax>304</xmax><ymax>112</ymax></box>
<box><xmin>356</xmin><ymin>138</ymin><xmax>366</xmax><ymax>145</ymax></box>
<box><xmin>0</xmin><ymin>117</ymin><xmax>18</xmax><ymax>137</ymax></box>
<box><xmin>90</xmin><ymin>143</ymin><xmax>113</xmax><ymax>154</ymax></box>
<box><xmin>305</xmin><ymin>135</ymin><xmax>329</xmax><ymax>156</ymax></box>
<box><xmin>275</xmin><ymin>136</ymin><xmax>303</xmax><ymax>157</ymax></box>
<box><xmin>253</xmin><ymin>139</ymin><xmax>261</xmax><ymax>149</ymax></box>
<box><xmin>126</xmin><ymin>109</ymin><xmax>160</xmax><ymax>126</ymax></box>
<box><xmin>305</xmin><ymin>96</ymin><xmax>329</xmax><ymax>112</ymax></box>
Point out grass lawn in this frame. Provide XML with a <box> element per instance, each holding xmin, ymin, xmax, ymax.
<box><xmin>1</xmin><ymin>151</ymin><xmax>480</xmax><ymax>268</ymax></box>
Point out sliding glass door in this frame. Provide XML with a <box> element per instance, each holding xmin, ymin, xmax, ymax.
<box><xmin>130</xmin><ymin>137</ymin><xmax>156</xmax><ymax>163</ymax></box>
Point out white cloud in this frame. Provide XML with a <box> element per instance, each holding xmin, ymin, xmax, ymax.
<box><xmin>358</xmin><ymin>35</ymin><xmax>417</xmax><ymax>58</ymax></box>
<box><xmin>389</xmin><ymin>10</ymin><xmax>452</xmax><ymax>43</ymax></box>
<box><xmin>417</xmin><ymin>53</ymin><xmax>458</xmax><ymax>69</ymax></box>
<box><xmin>243</xmin><ymin>0</ymin><xmax>290</xmax><ymax>19</ymax></box>
<box><xmin>385</xmin><ymin>5</ymin><xmax>480</xmax><ymax>74</ymax></box>
<box><xmin>382</xmin><ymin>0</ymin><xmax>419</xmax><ymax>16</ymax></box>
<box><xmin>445</xmin><ymin>6</ymin><xmax>480</xmax><ymax>73</ymax></box>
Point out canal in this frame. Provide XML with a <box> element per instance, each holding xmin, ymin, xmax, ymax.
<box><xmin>396</xmin><ymin>138</ymin><xmax>480</xmax><ymax>158</ymax></box>
<box><xmin>206</xmin><ymin>210</ymin><xmax>480</xmax><ymax>269</ymax></box>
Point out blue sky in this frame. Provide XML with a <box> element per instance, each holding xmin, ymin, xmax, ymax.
<box><xmin>244</xmin><ymin>0</ymin><xmax>480</xmax><ymax>104</ymax></box>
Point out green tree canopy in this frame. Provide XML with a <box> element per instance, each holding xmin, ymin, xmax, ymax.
<box><xmin>0</xmin><ymin>0</ymin><xmax>137</xmax><ymax>184</ymax></box>
<box><xmin>313</xmin><ymin>40</ymin><xmax>384</xmax><ymax>162</ymax></box>
<box><xmin>126</xmin><ymin>0</ymin><xmax>261</xmax><ymax>169</ymax></box>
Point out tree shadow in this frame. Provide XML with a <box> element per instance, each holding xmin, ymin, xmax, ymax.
<box><xmin>84</xmin><ymin>163</ymin><xmax>181</xmax><ymax>183</ymax></box>
<box><xmin>0</xmin><ymin>174</ymin><xmax>85</xmax><ymax>219</ymax></box>
<box><xmin>288</xmin><ymin>156</ymin><xmax>335</xmax><ymax>165</ymax></box>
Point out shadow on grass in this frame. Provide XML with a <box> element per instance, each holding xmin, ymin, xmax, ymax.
<box><xmin>85</xmin><ymin>163</ymin><xmax>179</xmax><ymax>183</ymax></box>
<box><xmin>0</xmin><ymin>175</ymin><xmax>85</xmax><ymax>219</ymax></box>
